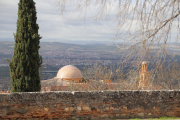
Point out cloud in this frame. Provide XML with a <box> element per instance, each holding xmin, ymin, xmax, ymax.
<box><xmin>0</xmin><ymin>0</ymin><xmax>178</xmax><ymax>44</ymax></box>
<box><xmin>0</xmin><ymin>0</ymin><xmax>115</xmax><ymax>43</ymax></box>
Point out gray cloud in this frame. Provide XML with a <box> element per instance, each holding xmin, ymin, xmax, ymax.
<box><xmin>0</xmin><ymin>0</ymin><xmax>115</xmax><ymax>43</ymax></box>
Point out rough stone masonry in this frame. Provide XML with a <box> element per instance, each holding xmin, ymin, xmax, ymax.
<box><xmin>0</xmin><ymin>90</ymin><xmax>180</xmax><ymax>119</ymax></box>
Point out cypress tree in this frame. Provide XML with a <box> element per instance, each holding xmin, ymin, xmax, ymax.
<box><xmin>8</xmin><ymin>0</ymin><xmax>42</xmax><ymax>92</ymax></box>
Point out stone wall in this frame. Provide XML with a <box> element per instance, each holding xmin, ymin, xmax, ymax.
<box><xmin>0</xmin><ymin>90</ymin><xmax>180</xmax><ymax>119</ymax></box>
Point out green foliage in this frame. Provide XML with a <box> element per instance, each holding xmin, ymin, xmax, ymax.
<box><xmin>8</xmin><ymin>0</ymin><xmax>42</xmax><ymax>92</ymax></box>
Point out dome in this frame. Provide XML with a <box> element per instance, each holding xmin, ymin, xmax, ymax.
<box><xmin>56</xmin><ymin>65</ymin><xmax>83</xmax><ymax>82</ymax></box>
<box><xmin>142</xmin><ymin>61</ymin><xmax>148</xmax><ymax>64</ymax></box>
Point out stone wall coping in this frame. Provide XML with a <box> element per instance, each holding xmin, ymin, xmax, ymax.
<box><xmin>0</xmin><ymin>90</ymin><xmax>180</xmax><ymax>94</ymax></box>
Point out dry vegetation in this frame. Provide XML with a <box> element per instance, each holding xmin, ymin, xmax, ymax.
<box><xmin>1</xmin><ymin>61</ymin><xmax>180</xmax><ymax>92</ymax></box>
<box><xmin>80</xmin><ymin>61</ymin><xmax>180</xmax><ymax>91</ymax></box>
<box><xmin>1</xmin><ymin>0</ymin><xmax>180</xmax><ymax>92</ymax></box>
<box><xmin>54</xmin><ymin>0</ymin><xmax>180</xmax><ymax>91</ymax></box>
<box><xmin>41</xmin><ymin>61</ymin><xmax>180</xmax><ymax>92</ymax></box>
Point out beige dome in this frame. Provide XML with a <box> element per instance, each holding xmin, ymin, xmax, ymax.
<box><xmin>56</xmin><ymin>65</ymin><xmax>83</xmax><ymax>82</ymax></box>
<box><xmin>142</xmin><ymin>61</ymin><xmax>148</xmax><ymax>64</ymax></box>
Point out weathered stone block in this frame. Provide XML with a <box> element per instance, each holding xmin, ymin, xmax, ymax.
<box><xmin>77</xmin><ymin>106</ymin><xmax>81</xmax><ymax>111</ymax></box>
<box><xmin>0</xmin><ymin>109</ymin><xmax>6</xmax><ymax>117</ymax></box>
<box><xmin>148</xmin><ymin>113</ymin><xmax>152</xmax><ymax>116</ymax></box>
<box><xmin>123</xmin><ymin>105</ymin><xmax>127</xmax><ymax>109</ymax></box>
<box><xmin>104</xmin><ymin>107</ymin><xmax>109</xmax><ymax>111</ymax></box>
<box><xmin>138</xmin><ymin>113</ymin><xmax>144</xmax><ymax>117</ymax></box>
<box><xmin>44</xmin><ymin>107</ymin><xmax>48</xmax><ymax>112</ymax></box>
<box><xmin>82</xmin><ymin>106</ymin><xmax>91</xmax><ymax>111</ymax></box>
<box><xmin>7</xmin><ymin>110</ymin><xmax>14</xmax><ymax>115</ymax></box>
<box><xmin>69</xmin><ymin>107</ymin><xmax>74</xmax><ymax>111</ymax></box>
<box><xmin>101</xmin><ymin>114</ymin><xmax>109</xmax><ymax>118</ymax></box>
<box><xmin>121</xmin><ymin>113</ymin><xmax>126</xmax><ymax>116</ymax></box>
<box><xmin>109</xmin><ymin>107</ymin><xmax>114</xmax><ymax>110</ymax></box>
<box><xmin>16</xmin><ymin>109</ymin><xmax>28</xmax><ymax>114</ymax></box>
<box><xmin>166</xmin><ymin>111</ymin><xmax>175</xmax><ymax>117</ymax></box>
<box><xmin>91</xmin><ymin>107</ymin><xmax>96</xmax><ymax>111</ymax></box>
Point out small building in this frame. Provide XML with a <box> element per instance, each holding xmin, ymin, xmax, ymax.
<box><xmin>138</xmin><ymin>61</ymin><xmax>150</xmax><ymax>89</ymax></box>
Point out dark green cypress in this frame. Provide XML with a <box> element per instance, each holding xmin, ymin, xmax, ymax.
<box><xmin>8</xmin><ymin>0</ymin><xmax>42</xmax><ymax>92</ymax></box>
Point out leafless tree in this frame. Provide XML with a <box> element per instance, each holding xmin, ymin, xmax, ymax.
<box><xmin>55</xmin><ymin>0</ymin><xmax>180</xmax><ymax>89</ymax></box>
<box><xmin>83</xmin><ymin>64</ymin><xmax>113</xmax><ymax>81</ymax></box>
<box><xmin>152</xmin><ymin>61</ymin><xmax>180</xmax><ymax>90</ymax></box>
<box><xmin>55</xmin><ymin>0</ymin><xmax>180</xmax><ymax>63</ymax></box>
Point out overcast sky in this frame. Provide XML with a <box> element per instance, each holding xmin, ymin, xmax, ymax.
<box><xmin>0</xmin><ymin>0</ymin><xmax>117</xmax><ymax>44</ymax></box>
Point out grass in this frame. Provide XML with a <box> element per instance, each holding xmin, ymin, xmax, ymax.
<box><xmin>129</xmin><ymin>116</ymin><xmax>180</xmax><ymax>120</ymax></box>
<box><xmin>149</xmin><ymin>117</ymin><xmax>180</xmax><ymax>120</ymax></box>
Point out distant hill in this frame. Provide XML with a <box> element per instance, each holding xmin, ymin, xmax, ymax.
<box><xmin>0</xmin><ymin>38</ymin><xmax>121</xmax><ymax>45</ymax></box>
<box><xmin>0</xmin><ymin>41</ymin><xmax>119</xmax><ymax>54</ymax></box>
<box><xmin>0</xmin><ymin>41</ymin><xmax>15</xmax><ymax>51</ymax></box>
